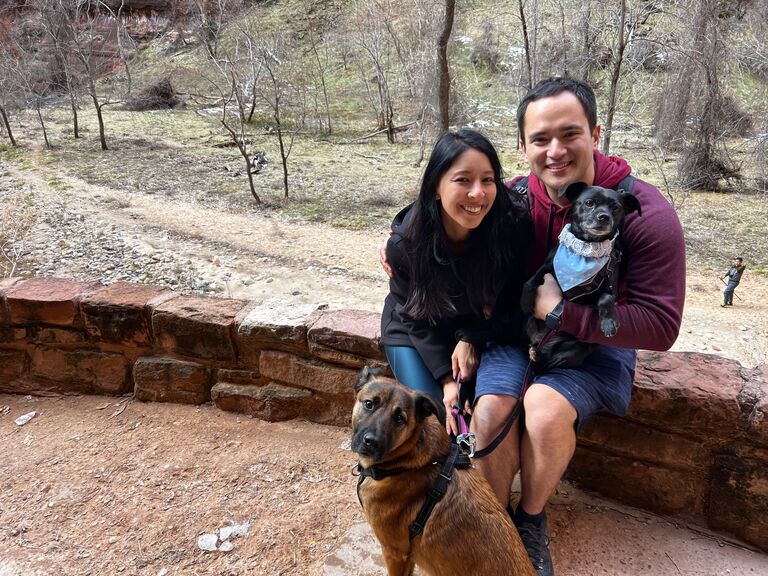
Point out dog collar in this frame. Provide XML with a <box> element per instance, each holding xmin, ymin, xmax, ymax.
<box><xmin>554</xmin><ymin>225</ymin><xmax>618</xmax><ymax>293</ymax></box>
<box><xmin>558</xmin><ymin>224</ymin><xmax>616</xmax><ymax>257</ymax></box>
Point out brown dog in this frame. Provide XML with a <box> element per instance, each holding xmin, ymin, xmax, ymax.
<box><xmin>351</xmin><ymin>367</ymin><xmax>535</xmax><ymax>576</ymax></box>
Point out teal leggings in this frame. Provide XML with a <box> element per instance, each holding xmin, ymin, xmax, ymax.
<box><xmin>383</xmin><ymin>345</ymin><xmax>443</xmax><ymax>403</ymax></box>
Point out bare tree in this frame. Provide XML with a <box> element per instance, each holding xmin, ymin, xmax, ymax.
<box><xmin>257</xmin><ymin>36</ymin><xmax>307</xmax><ymax>198</ymax></box>
<box><xmin>351</xmin><ymin>0</ymin><xmax>396</xmax><ymax>142</ymax></box>
<box><xmin>307</xmin><ymin>23</ymin><xmax>332</xmax><ymax>134</ymax></box>
<box><xmin>37</xmin><ymin>0</ymin><xmax>82</xmax><ymax>138</ymax></box>
<box><xmin>0</xmin><ymin>45</ymin><xmax>21</xmax><ymax>147</ymax></box>
<box><xmin>203</xmin><ymin>26</ymin><xmax>265</xmax><ymax>203</ymax></box>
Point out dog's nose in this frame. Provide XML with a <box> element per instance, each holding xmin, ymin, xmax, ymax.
<box><xmin>597</xmin><ymin>213</ymin><xmax>610</xmax><ymax>223</ymax></box>
<box><xmin>363</xmin><ymin>433</ymin><xmax>379</xmax><ymax>449</ymax></box>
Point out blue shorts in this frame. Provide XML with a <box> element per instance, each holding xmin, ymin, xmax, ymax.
<box><xmin>475</xmin><ymin>343</ymin><xmax>637</xmax><ymax>430</ymax></box>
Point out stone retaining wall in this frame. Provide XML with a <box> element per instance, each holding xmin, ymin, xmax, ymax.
<box><xmin>1</xmin><ymin>277</ymin><xmax>766</xmax><ymax>552</ymax></box>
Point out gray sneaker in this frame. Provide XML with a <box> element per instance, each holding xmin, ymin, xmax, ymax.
<box><xmin>515</xmin><ymin>510</ymin><xmax>554</xmax><ymax>576</ymax></box>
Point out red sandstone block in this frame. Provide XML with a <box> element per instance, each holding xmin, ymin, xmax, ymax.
<box><xmin>152</xmin><ymin>295</ymin><xmax>247</xmax><ymax>361</ymax></box>
<box><xmin>307</xmin><ymin>309</ymin><xmax>386</xmax><ymax>366</ymax></box>
<box><xmin>0</xmin><ymin>350</ymin><xmax>26</xmax><ymax>390</ymax></box>
<box><xmin>259</xmin><ymin>350</ymin><xmax>359</xmax><ymax>397</ymax></box>
<box><xmin>568</xmin><ymin>445</ymin><xmax>706</xmax><ymax>515</ymax></box>
<box><xmin>235</xmin><ymin>299</ymin><xmax>319</xmax><ymax>365</ymax></box>
<box><xmin>0</xmin><ymin>277</ymin><xmax>23</xmax><ymax>325</ymax></box>
<box><xmin>5</xmin><ymin>278</ymin><xmax>101</xmax><ymax>327</ymax></box>
<box><xmin>28</xmin><ymin>346</ymin><xmax>130</xmax><ymax>394</ymax></box>
<box><xmin>707</xmin><ymin>445</ymin><xmax>768</xmax><ymax>551</ymax></box>
<box><xmin>630</xmin><ymin>351</ymin><xmax>742</xmax><ymax>440</ymax></box>
<box><xmin>81</xmin><ymin>282</ymin><xmax>174</xmax><ymax>346</ymax></box>
<box><xmin>212</xmin><ymin>381</ymin><xmax>351</xmax><ymax>426</ymax></box>
<box><xmin>133</xmin><ymin>356</ymin><xmax>211</xmax><ymax>405</ymax></box>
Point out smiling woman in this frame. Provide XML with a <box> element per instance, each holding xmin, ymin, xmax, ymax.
<box><xmin>379</xmin><ymin>129</ymin><xmax>532</xmax><ymax>435</ymax></box>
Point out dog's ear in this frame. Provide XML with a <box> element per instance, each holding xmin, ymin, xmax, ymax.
<box><xmin>415</xmin><ymin>393</ymin><xmax>444</xmax><ymax>424</ymax></box>
<box><xmin>354</xmin><ymin>366</ymin><xmax>385</xmax><ymax>393</ymax></box>
<box><xmin>620</xmin><ymin>191</ymin><xmax>642</xmax><ymax>217</ymax></box>
<box><xmin>559</xmin><ymin>182</ymin><xmax>589</xmax><ymax>203</ymax></box>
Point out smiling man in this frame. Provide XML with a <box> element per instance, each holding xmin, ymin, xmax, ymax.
<box><xmin>469</xmin><ymin>77</ymin><xmax>686</xmax><ymax>575</ymax></box>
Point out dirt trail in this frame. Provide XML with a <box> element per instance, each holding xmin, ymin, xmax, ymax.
<box><xmin>2</xmin><ymin>394</ymin><xmax>766</xmax><ymax>576</ymax></box>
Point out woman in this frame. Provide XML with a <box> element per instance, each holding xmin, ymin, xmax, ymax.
<box><xmin>380</xmin><ymin>129</ymin><xmax>531</xmax><ymax>434</ymax></box>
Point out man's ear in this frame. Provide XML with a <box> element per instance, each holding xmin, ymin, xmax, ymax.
<box><xmin>559</xmin><ymin>182</ymin><xmax>589</xmax><ymax>203</ymax></box>
<box><xmin>354</xmin><ymin>366</ymin><xmax>385</xmax><ymax>393</ymax></box>
<box><xmin>620</xmin><ymin>191</ymin><xmax>642</xmax><ymax>217</ymax></box>
<box><xmin>415</xmin><ymin>393</ymin><xmax>444</xmax><ymax>425</ymax></box>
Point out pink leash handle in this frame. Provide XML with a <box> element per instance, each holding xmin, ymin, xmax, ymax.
<box><xmin>451</xmin><ymin>371</ymin><xmax>475</xmax><ymax>455</ymax></box>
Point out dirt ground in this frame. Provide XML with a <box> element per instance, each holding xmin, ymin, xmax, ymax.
<box><xmin>2</xmin><ymin>394</ymin><xmax>767</xmax><ymax>576</ymax></box>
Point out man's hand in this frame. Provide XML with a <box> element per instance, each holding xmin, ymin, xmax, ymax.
<box><xmin>451</xmin><ymin>341</ymin><xmax>478</xmax><ymax>381</ymax></box>
<box><xmin>379</xmin><ymin>237</ymin><xmax>393</xmax><ymax>278</ymax></box>
<box><xmin>534</xmin><ymin>273</ymin><xmax>564</xmax><ymax>320</ymax></box>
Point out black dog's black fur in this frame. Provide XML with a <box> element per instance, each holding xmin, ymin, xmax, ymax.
<box><xmin>520</xmin><ymin>182</ymin><xmax>641</xmax><ymax>370</ymax></box>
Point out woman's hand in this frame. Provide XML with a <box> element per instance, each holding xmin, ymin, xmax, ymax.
<box><xmin>441</xmin><ymin>375</ymin><xmax>460</xmax><ymax>436</ymax></box>
<box><xmin>451</xmin><ymin>341</ymin><xmax>478</xmax><ymax>381</ymax></box>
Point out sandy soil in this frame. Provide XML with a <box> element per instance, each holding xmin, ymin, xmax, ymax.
<box><xmin>2</xmin><ymin>394</ymin><xmax>766</xmax><ymax>576</ymax></box>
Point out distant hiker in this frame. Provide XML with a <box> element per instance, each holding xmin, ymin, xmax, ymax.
<box><xmin>721</xmin><ymin>257</ymin><xmax>745</xmax><ymax>307</ymax></box>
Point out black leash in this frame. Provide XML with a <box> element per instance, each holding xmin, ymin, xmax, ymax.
<box><xmin>354</xmin><ymin>444</ymin><xmax>471</xmax><ymax>540</ymax></box>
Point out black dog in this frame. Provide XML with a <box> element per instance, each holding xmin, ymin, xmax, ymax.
<box><xmin>520</xmin><ymin>182</ymin><xmax>641</xmax><ymax>370</ymax></box>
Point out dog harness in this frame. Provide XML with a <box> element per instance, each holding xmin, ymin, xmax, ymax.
<box><xmin>553</xmin><ymin>224</ymin><xmax>621</xmax><ymax>301</ymax></box>
<box><xmin>354</xmin><ymin>443</ymin><xmax>472</xmax><ymax>540</ymax></box>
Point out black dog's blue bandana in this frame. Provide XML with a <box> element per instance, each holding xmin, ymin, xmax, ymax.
<box><xmin>554</xmin><ymin>224</ymin><xmax>618</xmax><ymax>293</ymax></box>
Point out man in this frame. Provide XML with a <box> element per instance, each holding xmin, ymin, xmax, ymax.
<box><xmin>472</xmin><ymin>77</ymin><xmax>685</xmax><ymax>575</ymax></box>
<box><xmin>721</xmin><ymin>257</ymin><xmax>745</xmax><ymax>307</ymax></box>
<box><xmin>381</xmin><ymin>77</ymin><xmax>685</xmax><ymax>575</ymax></box>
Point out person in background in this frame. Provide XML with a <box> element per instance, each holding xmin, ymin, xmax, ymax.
<box><xmin>721</xmin><ymin>256</ymin><xmax>745</xmax><ymax>307</ymax></box>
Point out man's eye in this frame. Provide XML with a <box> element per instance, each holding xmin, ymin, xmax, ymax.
<box><xmin>363</xmin><ymin>400</ymin><xmax>374</xmax><ymax>410</ymax></box>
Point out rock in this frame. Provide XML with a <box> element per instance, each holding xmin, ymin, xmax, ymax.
<box><xmin>133</xmin><ymin>357</ymin><xmax>211</xmax><ymax>405</ymax></box>
<box><xmin>236</xmin><ymin>299</ymin><xmax>320</xmax><ymax>363</ymax></box>
<box><xmin>219</xmin><ymin>521</ymin><xmax>250</xmax><ymax>541</ymax></box>
<box><xmin>152</xmin><ymin>295</ymin><xmax>247</xmax><ymax>361</ymax></box>
<box><xmin>4</xmin><ymin>278</ymin><xmax>101</xmax><ymax>327</ymax></box>
<box><xmin>197</xmin><ymin>533</ymin><xmax>218</xmax><ymax>552</ymax></box>
<box><xmin>14</xmin><ymin>411</ymin><xmax>37</xmax><ymax>426</ymax></box>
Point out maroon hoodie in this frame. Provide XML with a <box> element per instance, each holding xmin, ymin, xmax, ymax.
<box><xmin>515</xmin><ymin>151</ymin><xmax>685</xmax><ymax>351</ymax></box>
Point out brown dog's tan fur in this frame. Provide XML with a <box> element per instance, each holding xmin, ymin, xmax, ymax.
<box><xmin>351</xmin><ymin>370</ymin><xmax>535</xmax><ymax>576</ymax></box>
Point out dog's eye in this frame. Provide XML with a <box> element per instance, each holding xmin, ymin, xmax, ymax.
<box><xmin>393</xmin><ymin>411</ymin><xmax>406</xmax><ymax>425</ymax></box>
<box><xmin>363</xmin><ymin>399</ymin><xmax>375</xmax><ymax>411</ymax></box>
<box><xmin>584</xmin><ymin>199</ymin><xmax>595</xmax><ymax>207</ymax></box>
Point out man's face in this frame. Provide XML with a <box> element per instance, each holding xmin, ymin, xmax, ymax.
<box><xmin>520</xmin><ymin>92</ymin><xmax>601</xmax><ymax>200</ymax></box>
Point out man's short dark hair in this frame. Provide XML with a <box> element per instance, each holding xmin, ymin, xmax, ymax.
<box><xmin>735</xmin><ymin>257</ymin><xmax>743</xmax><ymax>262</ymax></box>
<box><xmin>516</xmin><ymin>76</ymin><xmax>598</xmax><ymax>141</ymax></box>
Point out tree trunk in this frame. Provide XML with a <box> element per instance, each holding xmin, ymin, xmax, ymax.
<box><xmin>36</xmin><ymin>102</ymin><xmax>51</xmax><ymax>149</ymax></box>
<box><xmin>95</xmin><ymin>100</ymin><xmax>107</xmax><ymax>151</ymax></box>
<box><xmin>437</xmin><ymin>0</ymin><xmax>456</xmax><ymax>132</ymax></box>
<box><xmin>602</xmin><ymin>0</ymin><xmax>627</xmax><ymax>155</ymax></box>
<box><xmin>0</xmin><ymin>105</ymin><xmax>17</xmax><ymax>146</ymax></box>
<box><xmin>69</xmin><ymin>91</ymin><xmax>79</xmax><ymax>139</ymax></box>
<box><xmin>519</xmin><ymin>0</ymin><xmax>533</xmax><ymax>90</ymax></box>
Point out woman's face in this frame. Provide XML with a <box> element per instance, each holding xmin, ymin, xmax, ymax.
<box><xmin>437</xmin><ymin>148</ymin><xmax>497</xmax><ymax>243</ymax></box>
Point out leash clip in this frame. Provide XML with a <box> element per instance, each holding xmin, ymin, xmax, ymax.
<box><xmin>456</xmin><ymin>432</ymin><xmax>476</xmax><ymax>458</ymax></box>
<box><xmin>351</xmin><ymin>463</ymin><xmax>362</xmax><ymax>477</ymax></box>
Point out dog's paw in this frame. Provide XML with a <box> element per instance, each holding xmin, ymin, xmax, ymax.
<box><xmin>601</xmin><ymin>318</ymin><xmax>619</xmax><ymax>338</ymax></box>
<box><xmin>529</xmin><ymin>347</ymin><xmax>538</xmax><ymax>361</ymax></box>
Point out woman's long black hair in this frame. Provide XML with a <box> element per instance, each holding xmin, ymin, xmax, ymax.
<box><xmin>403</xmin><ymin>129</ymin><xmax>530</xmax><ymax>323</ymax></box>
